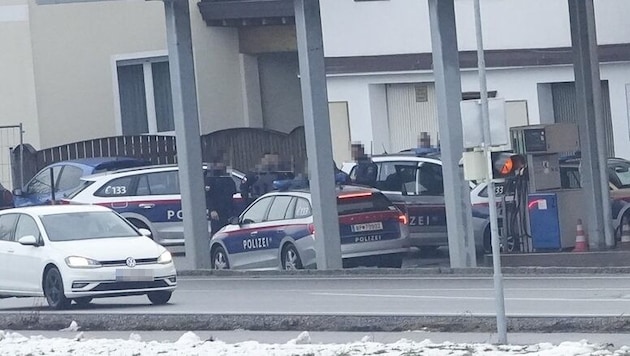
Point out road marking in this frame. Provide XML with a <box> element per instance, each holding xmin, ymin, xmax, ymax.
<box><xmin>310</xmin><ymin>292</ymin><xmax>630</xmax><ymax>303</ymax></box>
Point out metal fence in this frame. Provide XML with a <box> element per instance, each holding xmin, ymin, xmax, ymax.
<box><xmin>11</xmin><ymin>126</ymin><xmax>307</xmax><ymax>186</ymax></box>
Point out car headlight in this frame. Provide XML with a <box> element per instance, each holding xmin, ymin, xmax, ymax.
<box><xmin>158</xmin><ymin>250</ymin><xmax>173</xmax><ymax>264</ymax></box>
<box><xmin>65</xmin><ymin>256</ymin><xmax>102</xmax><ymax>268</ymax></box>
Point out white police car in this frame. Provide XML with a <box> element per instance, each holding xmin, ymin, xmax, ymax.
<box><xmin>343</xmin><ymin>150</ymin><xmax>491</xmax><ymax>253</ymax></box>
<box><xmin>65</xmin><ymin>164</ymin><xmax>243</xmax><ymax>246</ymax></box>
<box><xmin>209</xmin><ymin>185</ymin><xmax>410</xmax><ymax>270</ymax></box>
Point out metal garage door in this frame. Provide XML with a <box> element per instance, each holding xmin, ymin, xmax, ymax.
<box><xmin>552</xmin><ymin>81</ymin><xmax>614</xmax><ymax>156</ymax></box>
<box><xmin>386</xmin><ymin>83</ymin><xmax>438</xmax><ymax>153</ymax></box>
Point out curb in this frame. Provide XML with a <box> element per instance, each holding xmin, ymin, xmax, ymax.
<box><xmin>3</xmin><ymin>313</ymin><xmax>630</xmax><ymax>333</ymax></box>
<box><xmin>176</xmin><ymin>266</ymin><xmax>630</xmax><ymax>277</ymax></box>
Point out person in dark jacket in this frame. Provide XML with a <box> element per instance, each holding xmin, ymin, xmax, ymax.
<box><xmin>205</xmin><ymin>162</ymin><xmax>237</xmax><ymax>236</ymax></box>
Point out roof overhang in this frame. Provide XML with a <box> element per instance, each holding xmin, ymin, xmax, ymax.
<box><xmin>197</xmin><ymin>0</ymin><xmax>294</xmax><ymax>27</ymax></box>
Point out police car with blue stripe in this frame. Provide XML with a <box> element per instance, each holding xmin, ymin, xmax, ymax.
<box><xmin>342</xmin><ymin>148</ymin><xmax>491</xmax><ymax>254</ymax></box>
<box><xmin>65</xmin><ymin>164</ymin><xmax>243</xmax><ymax>246</ymax></box>
<box><xmin>209</xmin><ymin>185</ymin><xmax>410</xmax><ymax>270</ymax></box>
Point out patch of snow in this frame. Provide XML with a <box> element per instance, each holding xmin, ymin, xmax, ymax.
<box><xmin>59</xmin><ymin>321</ymin><xmax>79</xmax><ymax>332</ymax></box>
<box><xmin>287</xmin><ymin>331</ymin><xmax>311</xmax><ymax>345</ymax></box>
<box><xmin>0</xmin><ymin>330</ymin><xmax>625</xmax><ymax>355</ymax></box>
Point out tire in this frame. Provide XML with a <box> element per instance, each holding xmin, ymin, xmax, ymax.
<box><xmin>281</xmin><ymin>243</ymin><xmax>303</xmax><ymax>270</ymax></box>
<box><xmin>43</xmin><ymin>267</ymin><xmax>71</xmax><ymax>310</ymax></box>
<box><xmin>74</xmin><ymin>297</ymin><xmax>93</xmax><ymax>307</ymax></box>
<box><xmin>147</xmin><ymin>291</ymin><xmax>172</xmax><ymax>305</ymax></box>
<box><xmin>211</xmin><ymin>245</ymin><xmax>230</xmax><ymax>270</ymax></box>
<box><xmin>378</xmin><ymin>253</ymin><xmax>403</xmax><ymax>268</ymax></box>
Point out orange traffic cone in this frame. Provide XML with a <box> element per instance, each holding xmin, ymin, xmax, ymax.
<box><xmin>619</xmin><ymin>218</ymin><xmax>630</xmax><ymax>250</ymax></box>
<box><xmin>573</xmin><ymin>219</ymin><xmax>588</xmax><ymax>252</ymax></box>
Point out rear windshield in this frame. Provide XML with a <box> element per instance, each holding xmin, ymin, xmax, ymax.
<box><xmin>336</xmin><ymin>192</ymin><xmax>395</xmax><ymax>216</ymax></box>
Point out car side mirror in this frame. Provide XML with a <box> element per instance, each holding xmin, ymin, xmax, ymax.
<box><xmin>228</xmin><ymin>216</ymin><xmax>240</xmax><ymax>225</ymax></box>
<box><xmin>13</xmin><ymin>188</ymin><xmax>22</xmax><ymax>196</ymax></box>
<box><xmin>18</xmin><ymin>235</ymin><xmax>38</xmax><ymax>246</ymax></box>
<box><xmin>138</xmin><ymin>228</ymin><xmax>152</xmax><ymax>238</ymax></box>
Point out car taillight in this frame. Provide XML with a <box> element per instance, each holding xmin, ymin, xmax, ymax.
<box><xmin>308</xmin><ymin>223</ymin><xmax>315</xmax><ymax>235</ymax></box>
<box><xmin>398</xmin><ymin>214</ymin><xmax>408</xmax><ymax>225</ymax></box>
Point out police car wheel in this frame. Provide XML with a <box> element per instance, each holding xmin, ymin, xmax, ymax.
<box><xmin>282</xmin><ymin>244</ymin><xmax>303</xmax><ymax>270</ymax></box>
<box><xmin>147</xmin><ymin>291</ymin><xmax>172</xmax><ymax>305</ymax></box>
<box><xmin>211</xmin><ymin>246</ymin><xmax>230</xmax><ymax>270</ymax></box>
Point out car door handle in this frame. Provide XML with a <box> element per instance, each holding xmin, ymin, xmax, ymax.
<box><xmin>250</xmin><ymin>231</ymin><xmax>258</xmax><ymax>236</ymax></box>
<box><xmin>139</xmin><ymin>203</ymin><xmax>155</xmax><ymax>209</ymax></box>
<box><xmin>277</xmin><ymin>228</ymin><xmax>285</xmax><ymax>233</ymax></box>
<box><xmin>7</xmin><ymin>249</ymin><xmax>14</xmax><ymax>253</ymax></box>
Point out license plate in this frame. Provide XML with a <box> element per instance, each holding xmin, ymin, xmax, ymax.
<box><xmin>351</xmin><ymin>222</ymin><xmax>383</xmax><ymax>233</ymax></box>
<box><xmin>115</xmin><ymin>269</ymin><xmax>154</xmax><ymax>282</ymax></box>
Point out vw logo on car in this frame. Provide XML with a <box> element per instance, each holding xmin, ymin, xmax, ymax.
<box><xmin>125</xmin><ymin>257</ymin><xmax>137</xmax><ymax>268</ymax></box>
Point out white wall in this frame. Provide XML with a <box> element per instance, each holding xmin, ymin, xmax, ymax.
<box><xmin>28</xmin><ymin>0</ymin><xmax>167</xmax><ymax>148</ymax></box>
<box><xmin>320</xmin><ymin>0</ymin><xmax>630</xmax><ymax>56</ymax></box>
<box><xmin>327</xmin><ymin>62</ymin><xmax>630</xmax><ymax>159</ymax></box>
<box><xmin>189</xmin><ymin>1</ymin><xmax>246</xmax><ymax>135</ymax></box>
<box><xmin>0</xmin><ymin>1</ymin><xmax>40</xmax><ymax>148</ymax></box>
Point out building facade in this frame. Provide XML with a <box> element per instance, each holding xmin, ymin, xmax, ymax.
<box><xmin>2</xmin><ymin>0</ymin><xmax>630</xmax><ymax>174</ymax></box>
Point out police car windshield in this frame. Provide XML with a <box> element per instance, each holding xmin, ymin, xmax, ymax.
<box><xmin>336</xmin><ymin>192</ymin><xmax>393</xmax><ymax>216</ymax></box>
<box><xmin>41</xmin><ymin>211</ymin><xmax>140</xmax><ymax>241</ymax></box>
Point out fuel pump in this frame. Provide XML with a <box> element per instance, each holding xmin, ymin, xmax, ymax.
<box><xmin>510</xmin><ymin>123</ymin><xmax>582</xmax><ymax>251</ymax></box>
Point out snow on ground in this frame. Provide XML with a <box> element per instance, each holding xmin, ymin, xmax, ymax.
<box><xmin>0</xmin><ymin>329</ymin><xmax>629</xmax><ymax>356</ymax></box>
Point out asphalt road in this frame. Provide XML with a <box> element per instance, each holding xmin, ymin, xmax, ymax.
<box><xmin>2</xmin><ymin>273</ymin><xmax>630</xmax><ymax>317</ymax></box>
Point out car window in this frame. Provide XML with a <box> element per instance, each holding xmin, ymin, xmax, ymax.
<box><xmin>337</xmin><ymin>192</ymin><xmax>395</xmax><ymax>215</ymax></box>
<box><xmin>27</xmin><ymin>166</ymin><xmax>62</xmax><ymax>195</ymax></box>
<box><xmin>95</xmin><ymin>176</ymin><xmax>135</xmax><ymax>197</ymax></box>
<box><xmin>266</xmin><ymin>196</ymin><xmax>293</xmax><ymax>222</ymax></box>
<box><xmin>41</xmin><ymin>211</ymin><xmax>139</xmax><ymax>241</ymax></box>
<box><xmin>609</xmin><ymin>162</ymin><xmax>630</xmax><ymax>189</ymax></box>
<box><xmin>14</xmin><ymin>214</ymin><xmax>41</xmax><ymax>241</ymax></box>
<box><xmin>57</xmin><ymin>166</ymin><xmax>84</xmax><ymax>192</ymax></box>
<box><xmin>241</xmin><ymin>196</ymin><xmax>273</xmax><ymax>224</ymax></box>
<box><xmin>375</xmin><ymin>161</ymin><xmax>419</xmax><ymax>192</ymax></box>
<box><xmin>560</xmin><ymin>166</ymin><xmax>581</xmax><ymax>189</ymax></box>
<box><xmin>0</xmin><ymin>214</ymin><xmax>18</xmax><ymax>241</ymax></box>
<box><xmin>284</xmin><ymin>197</ymin><xmax>297</xmax><ymax>219</ymax></box>
<box><xmin>294</xmin><ymin>198</ymin><xmax>312</xmax><ymax>219</ymax></box>
<box><xmin>415</xmin><ymin>162</ymin><xmax>444</xmax><ymax>196</ymax></box>
<box><xmin>147</xmin><ymin>171</ymin><xmax>179</xmax><ymax>195</ymax></box>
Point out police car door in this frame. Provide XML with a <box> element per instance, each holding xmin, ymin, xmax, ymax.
<box><xmin>137</xmin><ymin>170</ymin><xmax>190</xmax><ymax>244</ymax></box>
<box><xmin>230</xmin><ymin>196</ymin><xmax>276</xmax><ymax>270</ymax></box>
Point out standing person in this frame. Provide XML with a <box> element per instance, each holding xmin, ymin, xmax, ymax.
<box><xmin>205</xmin><ymin>162</ymin><xmax>237</xmax><ymax>236</ymax></box>
<box><xmin>351</xmin><ymin>143</ymin><xmax>377</xmax><ymax>187</ymax></box>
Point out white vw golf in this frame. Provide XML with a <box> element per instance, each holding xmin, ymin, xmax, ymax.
<box><xmin>0</xmin><ymin>205</ymin><xmax>176</xmax><ymax>309</ymax></box>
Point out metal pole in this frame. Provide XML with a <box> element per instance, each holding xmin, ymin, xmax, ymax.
<box><xmin>164</xmin><ymin>0</ymin><xmax>210</xmax><ymax>269</ymax></box>
<box><xmin>568</xmin><ymin>0</ymin><xmax>613</xmax><ymax>249</ymax></box>
<box><xmin>19</xmin><ymin>123</ymin><xmax>24</xmax><ymax>189</ymax></box>
<box><xmin>473</xmin><ymin>0</ymin><xmax>507</xmax><ymax>344</ymax></box>
<box><xmin>294</xmin><ymin>0</ymin><xmax>342</xmax><ymax>269</ymax></box>
<box><xmin>427</xmin><ymin>0</ymin><xmax>477</xmax><ymax>268</ymax></box>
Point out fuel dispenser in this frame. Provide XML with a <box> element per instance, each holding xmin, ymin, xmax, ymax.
<box><xmin>510</xmin><ymin>123</ymin><xmax>583</xmax><ymax>250</ymax></box>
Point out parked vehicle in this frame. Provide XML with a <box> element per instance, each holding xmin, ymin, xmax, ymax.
<box><xmin>0</xmin><ymin>183</ymin><xmax>13</xmax><ymax>210</ymax></box>
<box><xmin>342</xmin><ymin>150</ymin><xmax>490</xmax><ymax>253</ymax></box>
<box><xmin>209</xmin><ymin>185</ymin><xmax>410</xmax><ymax>270</ymax></box>
<box><xmin>66</xmin><ymin>164</ymin><xmax>243</xmax><ymax>246</ymax></box>
<box><xmin>13</xmin><ymin>157</ymin><xmax>150</xmax><ymax>207</ymax></box>
<box><xmin>0</xmin><ymin>205</ymin><xmax>176</xmax><ymax>309</ymax></box>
